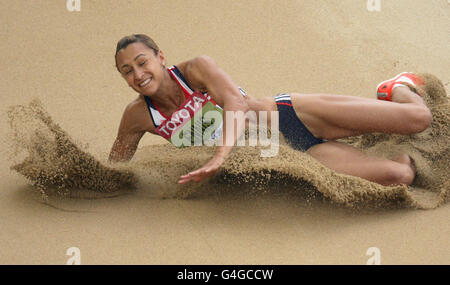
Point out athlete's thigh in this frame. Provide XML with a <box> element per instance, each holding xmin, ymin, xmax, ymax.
<box><xmin>289</xmin><ymin>93</ymin><xmax>363</xmax><ymax>139</ymax></box>
<box><xmin>290</xmin><ymin>92</ymin><xmax>423</xmax><ymax>139</ymax></box>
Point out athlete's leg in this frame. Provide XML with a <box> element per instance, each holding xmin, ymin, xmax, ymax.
<box><xmin>306</xmin><ymin>141</ymin><xmax>415</xmax><ymax>186</ymax></box>
<box><xmin>291</xmin><ymin>86</ymin><xmax>432</xmax><ymax>140</ymax></box>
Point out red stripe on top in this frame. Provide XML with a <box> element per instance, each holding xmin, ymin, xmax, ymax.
<box><xmin>167</xmin><ymin>66</ymin><xmax>218</xmax><ymax>106</ymax></box>
<box><xmin>207</xmin><ymin>95</ymin><xmax>217</xmax><ymax>106</ymax></box>
<box><xmin>154</xmin><ymin>67</ymin><xmax>220</xmax><ymax>120</ymax></box>
<box><xmin>168</xmin><ymin>67</ymin><xmax>191</xmax><ymax>100</ymax></box>
<box><xmin>276</xmin><ymin>102</ymin><xmax>293</xmax><ymax>107</ymax></box>
<box><xmin>151</xmin><ymin>99</ymin><xmax>170</xmax><ymax>120</ymax></box>
<box><xmin>152</xmin><ymin>67</ymin><xmax>194</xmax><ymax>120</ymax></box>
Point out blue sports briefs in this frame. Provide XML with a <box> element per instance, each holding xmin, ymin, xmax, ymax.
<box><xmin>274</xmin><ymin>93</ymin><xmax>324</xmax><ymax>151</ymax></box>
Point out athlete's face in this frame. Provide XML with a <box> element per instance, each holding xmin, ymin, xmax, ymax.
<box><xmin>116</xmin><ymin>42</ymin><xmax>166</xmax><ymax>95</ymax></box>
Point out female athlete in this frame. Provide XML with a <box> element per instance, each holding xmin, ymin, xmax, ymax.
<box><xmin>109</xmin><ymin>34</ymin><xmax>432</xmax><ymax>186</ymax></box>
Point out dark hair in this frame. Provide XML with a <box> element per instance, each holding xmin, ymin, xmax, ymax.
<box><xmin>115</xmin><ymin>34</ymin><xmax>159</xmax><ymax>72</ymax></box>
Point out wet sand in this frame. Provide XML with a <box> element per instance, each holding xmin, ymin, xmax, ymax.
<box><xmin>1</xmin><ymin>0</ymin><xmax>449</xmax><ymax>264</ymax></box>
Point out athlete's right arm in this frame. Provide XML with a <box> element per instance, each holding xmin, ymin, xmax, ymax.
<box><xmin>108</xmin><ymin>102</ymin><xmax>147</xmax><ymax>163</ymax></box>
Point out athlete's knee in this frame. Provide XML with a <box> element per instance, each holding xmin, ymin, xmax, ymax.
<box><xmin>417</xmin><ymin>106</ymin><xmax>433</xmax><ymax>131</ymax></box>
<box><xmin>384</xmin><ymin>163</ymin><xmax>415</xmax><ymax>186</ymax></box>
<box><xmin>403</xmin><ymin>106</ymin><xmax>432</xmax><ymax>134</ymax></box>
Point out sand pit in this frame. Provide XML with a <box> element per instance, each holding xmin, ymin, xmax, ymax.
<box><xmin>2</xmin><ymin>0</ymin><xmax>449</xmax><ymax>265</ymax></box>
<box><xmin>8</xmin><ymin>74</ymin><xmax>449</xmax><ymax>210</ymax></box>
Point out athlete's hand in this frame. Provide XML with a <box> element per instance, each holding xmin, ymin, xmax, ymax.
<box><xmin>178</xmin><ymin>156</ymin><xmax>225</xmax><ymax>184</ymax></box>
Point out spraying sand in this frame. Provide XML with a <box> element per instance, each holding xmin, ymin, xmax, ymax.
<box><xmin>8</xmin><ymin>74</ymin><xmax>449</xmax><ymax>210</ymax></box>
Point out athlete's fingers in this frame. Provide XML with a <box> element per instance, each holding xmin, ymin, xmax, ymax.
<box><xmin>178</xmin><ymin>178</ymin><xmax>190</xmax><ymax>184</ymax></box>
<box><xmin>178</xmin><ymin>174</ymin><xmax>194</xmax><ymax>184</ymax></box>
<box><xmin>178</xmin><ymin>162</ymin><xmax>221</xmax><ymax>184</ymax></box>
<box><xmin>178</xmin><ymin>169</ymin><xmax>205</xmax><ymax>184</ymax></box>
<box><xmin>193</xmin><ymin>176</ymin><xmax>204</xmax><ymax>182</ymax></box>
<box><xmin>179</xmin><ymin>174</ymin><xmax>191</xmax><ymax>179</ymax></box>
<box><xmin>179</xmin><ymin>170</ymin><xmax>201</xmax><ymax>179</ymax></box>
<box><xmin>178</xmin><ymin>174</ymin><xmax>203</xmax><ymax>184</ymax></box>
<box><xmin>187</xmin><ymin>168</ymin><xmax>205</xmax><ymax>176</ymax></box>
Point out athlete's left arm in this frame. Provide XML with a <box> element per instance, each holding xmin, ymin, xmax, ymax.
<box><xmin>178</xmin><ymin>55</ymin><xmax>250</xmax><ymax>184</ymax></box>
